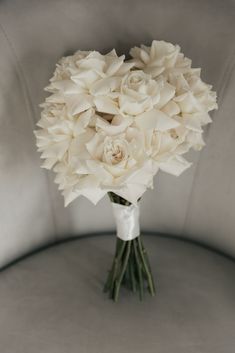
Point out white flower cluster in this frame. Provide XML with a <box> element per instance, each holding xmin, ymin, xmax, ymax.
<box><xmin>35</xmin><ymin>40</ymin><xmax>217</xmax><ymax>206</ymax></box>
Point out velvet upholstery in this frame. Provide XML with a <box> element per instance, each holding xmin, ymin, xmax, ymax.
<box><xmin>1</xmin><ymin>235</ymin><xmax>235</xmax><ymax>353</ymax></box>
<box><xmin>1</xmin><ymin>2</ymin><xmax>235</xmax><ymax>350</ymax></box>
<box><xmin>0</xmin><ymin>0</ymin><xmax>235</xmax><ymax>267</ymax></box>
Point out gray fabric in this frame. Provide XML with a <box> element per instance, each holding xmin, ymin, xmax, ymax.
<box><xmin>1</xmin><ymin>235</ymin><xmax>235</xmax><ymax>352</ymax></box>
<box><xmin>0</xmin><ymin>0</ymin><xmax>235</xmax><ymax>266</ymax></box>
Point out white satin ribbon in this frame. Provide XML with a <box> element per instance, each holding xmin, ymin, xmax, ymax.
<box><xmin>112</xmin><ymin>203</ymin><xmax>140</xmax><ymax>241</ymax></box>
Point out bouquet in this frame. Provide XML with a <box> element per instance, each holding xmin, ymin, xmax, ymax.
<box><xmin>35</xmin><ymin>40</ymin><xmax>217</xmax><ymax>301</ymax></box>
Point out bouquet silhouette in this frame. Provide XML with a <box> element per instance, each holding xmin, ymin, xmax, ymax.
<box><xmin>35</xmin><ymin>40</ymin><xmax>217</xmax><ymax>301</ymax></box>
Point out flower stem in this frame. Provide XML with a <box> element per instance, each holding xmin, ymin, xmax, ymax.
<box><xmin>104</xmin><ymin>235</ymin><xmax>156</xmax><ymax>301</ymax></box>
<box><xmin>133</xmin><ymin>238</ymin><xmax>144</xmax><ymax>300</ymax></box>
<box><xmin>104</xmin><ymin>192</ymin><xmax>156</xmax><ymax>301</ymax></box>
<box><xmin>114</xmin><ymin>241</ymin><xmax>131</xmax><ymax>302</ymax></box>
<box><xmin>129</xmin><ymin>247</ymin><xmax>137</xmax><ymax>293</ymax></box>
<box><xmin>137</xmin><ymin>236</ymin><xmax>155</xmax><ymax>296</ymax></box>
<box><xmin>141</xmin><ymin>239</ymin><xmax>156</xmax><ymax>294</ymax></box>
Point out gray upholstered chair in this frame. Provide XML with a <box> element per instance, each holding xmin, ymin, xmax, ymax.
<box><xmin>0</xmin><ymin>0</ymin><xmax>235</xmax><ymax>351</ymax></box>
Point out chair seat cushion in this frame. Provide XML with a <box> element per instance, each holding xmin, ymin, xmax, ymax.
<box><xmin>0</xmin><ymin>234</ymin><xmax>235</xmax><ymax>353</ymax></box>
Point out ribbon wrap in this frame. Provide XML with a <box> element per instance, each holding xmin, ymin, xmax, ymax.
<box><xmin>111</xmin><ymin>203</ymin><xmax>140</xmax><ymax>241</ymax></box>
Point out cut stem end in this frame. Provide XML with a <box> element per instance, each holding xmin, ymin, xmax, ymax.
<box><xmin>104</xmin><ymin>236</ymin><xmax>156</xmax><ymax>302</ymax></box>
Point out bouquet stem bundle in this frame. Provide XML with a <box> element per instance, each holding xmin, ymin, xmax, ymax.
<box><xmin>104</xmin><ymin>192</ymin><xmax>156</xmax><ymax>301</ymax></box>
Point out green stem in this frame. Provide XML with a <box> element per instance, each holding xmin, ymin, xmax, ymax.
<box><xmin>109</xmin><ymin>241</ymin><xmax>126</xmax><ymax>298</ymax></box>
<box><xmin>103</xmin><ymin>238</ymin><xmax>120</xmax><ymax>292</ymax></box>
<box><xmin>130</xmin><ymin>246</ymin><xmax>137</xmax><ymax>293</ymax></box>
<box><xmin>114</xmin><ymin>240</ymin><xmax>131</xmax><ymax>302</ymax></box>
<box><xmin>137</xmin><ymin>237</ymin><xmax>155</xmax><ymax>296</ymax></box>
<box><xmin>141</xmin><ymin>240</ymin><xmax>156</xmax><ymax>294</ymax></box>
<box><xmin>133</xmin><ymin>238</ymin><xmax>144</xmax><ymax>300</ymax></box>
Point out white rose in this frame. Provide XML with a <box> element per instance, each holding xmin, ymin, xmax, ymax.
<box><xmin>171</xmin><ymin>70</ymin><xmax>218</xmax><ymax>115</ymax></box>
<box><xmin>144</xmin><ymin>128</ymin><xmax>191</xmax><ymax>176</ymax></box>
<box><xmin>130</xmin><ymin>40</ymin><xmax>217</xmax><ymax>131</ymax></box>
<box><xmin>45</xmin><ymin>50</ymin><xmax>134</xmax><ymax>117</ymax></box>
<box><xmin>102</xmin><ymin>136</ymin><xmax>129</xmax><ymax>165</ymax></box>
<box><xmin>53</xmin><ymin>123</ymin><xmax>158</xmax><ymax>206</ymax></box>
<box><xmin>119</xmin><ymin>70</ymin><xmax>178</xmax><ymax>133</ymax></box>
<box><xmin>119</xmin><ymin>70</ymin><xmax>162</xmax><ymax>115</ymax></box>
<box><xmin>167</xmin><ymin>70</ymin><xmax>217</xmax><ymax>150</ymax></box>
<box><xmin>130</xmin><ymin>40</ymin><xmax>191</xmax><ymax>78</ymax></box>
<box><xmin>35</xmin><ymin>44</ymin><xmax>218</xmax><ymax>207</ymax></box>
<box><xmin>48</xmin><ymin>50</ymin><xmax>91</xmax><ymax>82</ymax></box>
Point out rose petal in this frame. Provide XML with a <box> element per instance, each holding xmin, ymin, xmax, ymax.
<box><xmin>96</xmin><ymin>115</ymin><xmax>133</xmax><ymax>135</ymax></box>
<box><xmin>158</xmin><ymin>155</ymin><xmax>191</xmax><ymax>176</ymax></box>
<box><xmin>90</xmin><ymin>77</ymin><xmax>121</xmax><ymax>96</ymax></box>
<box><xmin>94</xmin><ymin>96</ymin><xmax>119</xmax><ymax>114</ymax></box>
<box><xmin>135</xmin><ymin>109</ymin><xmax>180</xmax><ymax>131</ymax></box>
<box><xmin>65</xmin><ymin>94</ymin><xmax>93</xmax><ymax>115</ymax></box>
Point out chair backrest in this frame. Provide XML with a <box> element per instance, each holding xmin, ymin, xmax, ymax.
<box><xmin>0</xmin><ymin>0</ymin><xmax>235</xmax><ymax>268</ymax></box>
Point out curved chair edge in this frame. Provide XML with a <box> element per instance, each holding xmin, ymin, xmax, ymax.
<box><xmin>1</xmin><ymin>231</ymin><xmax>235</xmax><ymax>272</ymax></box>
